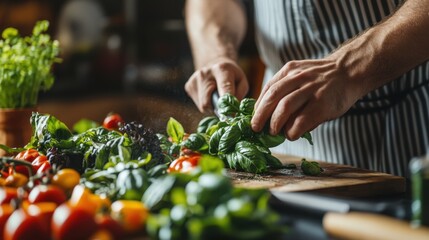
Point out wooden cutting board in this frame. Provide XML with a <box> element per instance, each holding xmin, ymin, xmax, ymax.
<box><xmin>227</xmin><ymin>154</ymin><xmax>406</xmax><ymax>197</ymax></box>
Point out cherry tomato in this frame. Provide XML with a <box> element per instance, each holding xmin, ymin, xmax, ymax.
<box><xmin>26</xmin><ymin>202</ymin><xmax>57</xmax><ymax>233</ymax></box>
<box><xmin>51</xmin><ymin>169</ymin><xmax>80</xmax><ymax>193</ymax></box>
<box><xmin>68</xmin><ymin>185</ymin><xmax>98</xmax><ymax>215</ymax></box>
<box><xmin>28</xmin><ymin>185</ymin><xmax>67</xmax><ymax>206</ymax></box>
<box><xmin>96</xmin><ymin>214</ymin><xmax>125</xmax><ymax>240</ymax></box>
<box><xmin>90</xmin><ymin>194</ymin><xmax>112</xmax><ymax>214</ymax></box>
<box><xmin>0</xmin><ymin>171</ymin><xmax>9</xmax><ymax>179</ymax></box>
<box><xmin>14</xmin><ymin>149</ymin><xmax>39</xmax><ymax>162</ymax></box>
<box><xmin>167</xmin><ymin>155</ymin><xmax>201</xmax><ymax>173</ymax></box>
<box><xmin>0</xmin><ymin>205</ymin><xmax>14</xmax><ymax>239</ymax></box>
<box><xmin>0</xmin><ymin>178</ymin><xmax>5</xmax><ymax>187</ymax></box>
<box><xmin>110</xmin><ymin>200</ymin><xmax>148</xmax><ymax>234</ymax></box>
<box><xmin>36</xmin><ymin>162</ymin><xmax>51</xmax><ymax>175</ymax></box>
<box><xmin>31</xmin><ymin>155</ymin><xmax>48</xmax><ymax>170</ymax></box>
<box><xmin>102</xmin><ymin>113</ymin><xmax>124</xmax><ymax>130</ymax></box>
<box><xmin>9</xmin><ymin>165</ymin><xmax>34</xmax><ymax>178</ymax></box>
<box><xmin>5</xmin><ymin>172</ymin><xmax>28</xmax><ymax>188</ymax></box>
<box><xmin>0</xmin><ymin>187</ymin><xmax>27</xmax><ymax>205</ymax></box>
<box><xmin>51</xmin><ymin>202</ymin><xmax>98</xmax><ymax>240</ymax></box>
<box><xmin>4</xmin><ymin>208</ymin><xmax>50</xmax><ymax>240</ymax></box>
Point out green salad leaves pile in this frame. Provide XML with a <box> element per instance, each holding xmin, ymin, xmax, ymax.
<box><xmin>0</xmin><ymin>20</ymin><xmax>60</xmax><ymax>108</ymax></box>
<box><xmin>24</xmin><ymin>112</ymin><xmax>165</xmax><ymax>173</ymax></box>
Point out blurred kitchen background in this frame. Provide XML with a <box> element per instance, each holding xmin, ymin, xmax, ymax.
<box><xmin>0</xmin><ymin>0</ymin><xmax>264</xmax><ymax>132</ymax></box>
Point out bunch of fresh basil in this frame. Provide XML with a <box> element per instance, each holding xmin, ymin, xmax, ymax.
<box><xmin>192</xmin><ymin>94</ymin><xmax>313</xmax><ymax>174</ymax></box>
<box><xmin>0</xmin><ymin>20</ymin><xmax>60</xmax><ymax>108</ymax></box>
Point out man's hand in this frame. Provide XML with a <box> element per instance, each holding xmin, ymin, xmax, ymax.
<box><xmin>185</xmin><ymin>57</ymin><xmax>249</xmax><ymax>113</ymax></box>
<box><xmin>251</xmin><ymin>58</ymin><xmax>363</xmax><ymax>141</ymax></box>
<box><xmin>252</xmin><ymin>0</ymin><xmax>429</xmax><ymax>141</ymax></box>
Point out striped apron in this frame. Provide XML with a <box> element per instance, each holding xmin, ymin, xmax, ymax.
<box><xmin>253</xmin><ymin>0</ymin><xmax>429</xmax><ymax>177</ymax></box>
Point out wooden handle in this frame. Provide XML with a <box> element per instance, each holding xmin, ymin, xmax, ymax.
<box><xmin>323</xmin><ymin>212</ymin><xmax>429</xmax><ymax>240</ymax></box>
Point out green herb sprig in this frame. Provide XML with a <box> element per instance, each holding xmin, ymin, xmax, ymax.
<box><xmin>0</xmin><ymin>20</ymin><xmax>60</xmax><ymax>108</ymax></box>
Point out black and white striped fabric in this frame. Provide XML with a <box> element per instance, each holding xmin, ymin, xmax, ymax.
<box><xmin>253</xmin><ymin>0</ymin><xmax>429</xmax><ymax>177</ymax></box>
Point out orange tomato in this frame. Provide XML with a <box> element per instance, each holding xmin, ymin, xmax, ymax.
<box><xmin>68</xmin><ymin>185</ymin><xmax>98</xmax><ymax>215</ymax></box>
<box><xmin>110</xmin><ymin>200</ymin><xmax>148</xmax><ymax>234</ymax></box>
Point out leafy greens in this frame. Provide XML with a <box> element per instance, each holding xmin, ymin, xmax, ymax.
<box><xmin>0</xmin><ymin>20</ymin><xmax>60</xmax><ymax>108</ymax></box>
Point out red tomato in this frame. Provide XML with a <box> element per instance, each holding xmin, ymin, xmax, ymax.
<box><xmin>31</xmin><ymin>155</ymin><xmax>48</xmax><ymax>170</ymax></box>
<box><xmin>0</xmin><ymin>171</ymin><xmax>9</xmax><ymax>179</ymax></box>
<box><xmin>14</xmin><ymin>149</ymin><xmax>39</xmax><ymax>162</ymax></box>
<box><xmin>102</xmin><ymin>113</ymin><xmax>124</xmax><ymax>130</ymax></box>
<box><xmin>167</xmin><ymin>155</ymin><xmax>201</xmax><ymax>173</ymax></box>
<box><xmin>28</xmin><ymin>185</ymin><xmax>67</xmax><ymax>206</ymax></box>
<box><xmin>96</xmin><ymin>214</ymin><xmax>125</xmax><ymax>240</ymax></box>
<box><xmin>3</xmin><ymin>208</ymin><xmax>50</xmax><ymax>240</ymax></box>
<box><xmin>26</xmin><ymin>202</ymin><xmax>57</xmax><ymax>234</ymax></box>
<box><xmin>0</xmin><ymin>205</ymin><xmax>14</xmax><ymax>239</ymax></box>
<box><xmin>9</xmin><ymin>166</ymin><xmax>35</xmax><ymax>178</ymax></box>
<box><xmin>51</xmin><ymin>203</ymin><xmax>98</xmax><ymax>240</ymax></box>
<box><xmin>0</xmin><ymin>187</ymin><xmax>27</xmax><ymax>205</ymax></box>
<box><xmin>36</xmin><ymin>162</ymin><xmax>51</xmax><ymax>175</ymax></box>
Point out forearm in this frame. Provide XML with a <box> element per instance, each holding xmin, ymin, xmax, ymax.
<box><xmin>185</xmin><ymin>0</ymin><xmax>247</xmax><ymax>69</ymax></box>
<box><xmin>330</xmin><ymin>0</ymin><xmax>429</xmax><ymax>97</ymax></box>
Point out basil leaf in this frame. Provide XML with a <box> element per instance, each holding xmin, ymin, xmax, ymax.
<box><xmin>218</xmin><ymin>124</ymin><xmax>241</xmax><ymax>154</ymax></box>
<box><xmin>239</xmin><ymin>98</ymin><xmax>256</xmax><ymax>116</ymax></box>
<box><xmin>208</xmin><ymin>127</ymin><xmax>226</xmax><ymax>155</ymax></box>
<box><xmin>257</xmin><ymin>132</ymin><xmax>285</xmax><ymax>148</ymax></box>
<box><xmin>182</xmin><ymin>133</ymin><xmax>208</xmax><ymax>151</ymax></box>
<box><xmin>167</xmin><ymin>117</ymin><xmax>185</xmax><ymax>143</ymax></box>
<box><xmin>264</xmin><ymin>153</ymin><xmax>283</xmax><ymax>169</ymax></box>
<box><xmin>301</xmin><ymin>132</ymin><xmax>313</xmax><ymax>145</ymax></box>
<box><xmin>301</xmin><ymin>159</ymin><xmax>323</xmax><ymax>176</ymax></box>
<box><xmin>234</xmin><ymin>141</ymin><xmax>267</xmax><ymax>173</ymax></box>
<box><xmin>197</xmin><ymin>116</ymin><xmax>219</xmax><ymax>134</ymax></box>
<box><xmin>217</xmin><ymin>94</ymin><xmax>240</xmax><ymax>117</ymax></box>
<box><xmin>237</xmin><ymin>116</ymin><xmax>253</xmax><ymax>138</ymax></box>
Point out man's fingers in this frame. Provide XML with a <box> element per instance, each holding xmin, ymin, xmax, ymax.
<box><xmin>185</xmin><ymin>69</ymin><xmax>216</xmax><ymax>112</ymax></box>
<box><xmin>251</xmin><ymin>77</ymin><xmax>302</xmax><ymax>132</ymax></box>
<box><xmin>269</xmin><ymin>87</ymin><xmax>310</xmax><ymax>135</ymax></box>
<box><xmin>212</xmin><ymin>63</ymin><xmax>236</xmax><ymax>96</ymax></box>
<box><xmin>284</xmin><ymin>102</ymin><xmax>322</xmax><ymax>141</ymax></box>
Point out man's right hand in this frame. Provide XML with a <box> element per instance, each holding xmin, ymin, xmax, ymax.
<box><xmin>185</xmin><ymin>57</ymin><xmax>249</xmax><ymax>113</ymax></box>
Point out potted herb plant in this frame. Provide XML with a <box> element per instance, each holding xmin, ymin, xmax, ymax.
<box><xmin>0</xmin><ymin>20</ymin><xmax>60</xmax><ymax>155</ymax></box>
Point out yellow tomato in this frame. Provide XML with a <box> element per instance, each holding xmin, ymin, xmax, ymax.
<box><xmin>5</xmin><ymin>172</ymin><xmax>28</xmax><ymax>188</ymax></box>
<box><xmin>110</xmin><ymin>200</ymin><xmax>148</xmax><ymax>234</ymax></box>
<box><xmin>52</xmin><ymin>169</ymin><xmax>80</xmax><ymax>193</ymax></box>
<box><xmin>0</xmin><ymin>177</ymin><xmax>6</xmax><ymax>186</ymax></box>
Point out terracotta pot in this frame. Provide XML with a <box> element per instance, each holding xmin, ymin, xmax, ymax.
<box><xmin>0</xmin><ymin>107</ymin><xmax>36</xmax><ymax>156</ymax></box>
